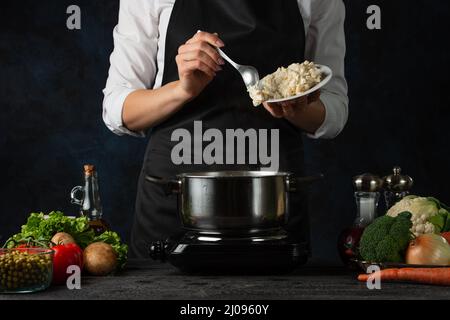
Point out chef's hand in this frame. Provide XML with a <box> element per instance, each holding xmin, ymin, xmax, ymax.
<box><xmin>262</xmin><ymin>90</ymin><xmax>325</xmax><ymax>134</ymax></box>
<box><xmin>176</xmin><ymin>31</ymin><xmax>225</xmax><ymax>100</ymax></box>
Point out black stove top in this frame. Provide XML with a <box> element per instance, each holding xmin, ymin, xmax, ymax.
<box><xmin>149</xmin><ymin>229</ymin><xmax>309</xmax><ymax>273</ymax></box>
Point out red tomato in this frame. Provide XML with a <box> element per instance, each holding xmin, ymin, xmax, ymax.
<box><xmin>442</xmin><ymin>232</ymin><xmax>450</xmax><ymax>244</ymax></box>
<box><xmin>51</xmin><ymin>243</ymin><xmax>83</xmax><ymax>285</ymax></box>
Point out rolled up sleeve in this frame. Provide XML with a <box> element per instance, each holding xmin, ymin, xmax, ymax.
<box><xmin>305</xmin><ymin>0</ymin><xmax>349</xmax><ymax>139</ymax></box>
<box><xmin>102</xmin><ymin>0</ymin><xmax>159</xmax><ymax>137</ymax></box>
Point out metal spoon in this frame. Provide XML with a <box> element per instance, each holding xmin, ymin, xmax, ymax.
<box><xmin>196</xmin><ymin>31</ymin><xmax>260</xmax><ymax>88</ymax></box>
<box><xmin>216</xmin><ymin>47</ymin><xmax>260</xmax><ymax>88</ymax></box>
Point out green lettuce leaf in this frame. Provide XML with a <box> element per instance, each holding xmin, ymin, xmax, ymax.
<box><xmin>7</xmin><ymin>211</ymin><xmax>94</xmax><ymax>248</ymax></box>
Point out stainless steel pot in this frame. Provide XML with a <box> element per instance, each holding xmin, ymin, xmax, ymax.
<box><xmin>145</xmin><ymin>171</ymin><xmax>322</xmax><ymax>234</ymax></box>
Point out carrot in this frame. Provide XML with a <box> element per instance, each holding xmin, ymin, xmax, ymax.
<box><xmin>358</xmin><ymin>268</ymin><xmax>450</xmax><ymax>286</ymax></box>
<box><xmin>358</xmin><ymin>269</ymin><xmax>398</xmax><ymax>282</ymax></box>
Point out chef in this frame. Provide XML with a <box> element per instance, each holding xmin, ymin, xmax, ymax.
<box><xmin>103</xmin><ymin>0</ymin><xmax>349</xmax><ymax>258</ymax></box>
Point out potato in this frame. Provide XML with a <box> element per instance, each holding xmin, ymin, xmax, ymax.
<box><xmin>51</xmin><ymin>232</ymin><xmax>76</xmax><ymax>245</ymax></box>
<box><xmin>83</xmin><ymin>242</ymin><xmax>117</xmax><ymax>276</ymax></box>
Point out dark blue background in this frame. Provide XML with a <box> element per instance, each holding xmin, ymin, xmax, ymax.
<box><xmin>1</xmin><ymin>1</ymin><xmax>449</xmax><ymax>264</ymax></box>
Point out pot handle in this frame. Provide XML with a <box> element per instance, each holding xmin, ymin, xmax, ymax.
<box><xmin>286</xmin><ymin>174</ymin><xmax>324</xmax><ymax>192</ymax></box>
<box><xmin>145</xmin><ymin>175</ymin><xmax>182</xmax><ymax>195</ymax></box>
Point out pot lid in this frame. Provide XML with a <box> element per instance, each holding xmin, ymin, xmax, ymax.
<box><xmin>383</xmin><ymin>166</ymin><xmax>413</xmax><ymax>192</ymax></box>
<box><xmin>353</xmin><ymin>173</ymin><xmax>383</xmax><ymax>192</ymax></box>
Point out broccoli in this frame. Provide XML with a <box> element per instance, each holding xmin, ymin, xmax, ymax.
<box><xmin>359</xmin><ymin>212</ymin><xmax>413</xmax><ymax>263</ymax></box>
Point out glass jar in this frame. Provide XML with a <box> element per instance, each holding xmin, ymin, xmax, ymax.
<box><xmin>338</xmin><ymin>173</ymin><xmax>382</xmax><ymax>267</ymax></box>
<box><xmin>0</xmin><ymin>248</ymin><xmax>53</xmax><ymax>293</ymax></box>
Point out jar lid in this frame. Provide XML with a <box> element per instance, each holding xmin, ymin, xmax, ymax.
<box><xmin>353</xmin><ymin>173</ymin><xmax>383</xmax><ymax>192</ymax></box>
<box><xmin>383</xmin><ymin>166</ymin><xmax>413</xmax><ymax>192</ymax></box>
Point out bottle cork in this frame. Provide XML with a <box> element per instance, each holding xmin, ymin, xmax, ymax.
<box><xmin>84</xmin><ymin>164</ymin><xmax>95</xmax><ymax>177</ymax></box>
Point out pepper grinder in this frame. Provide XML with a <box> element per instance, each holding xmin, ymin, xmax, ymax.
<box><xmin>383</xmin><ymin>166</ymin><xmax>413</xmax><ymax>209</ymax></box>
<box><xmin>352</xmin><ymin>173</ymin><xmax>383</xmax><ymax>226</ymax></box>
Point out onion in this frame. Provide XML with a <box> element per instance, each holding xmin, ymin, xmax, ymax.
<box><xmin>406</xmin><ymin>234</ymin><xmax>450</xmax><ymax>266</ymax></box>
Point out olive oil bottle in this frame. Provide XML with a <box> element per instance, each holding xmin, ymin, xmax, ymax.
<box><xmin>71</xmin><ymin>164</ymin><xmax>110</xmax><ymax>235</ymax></box>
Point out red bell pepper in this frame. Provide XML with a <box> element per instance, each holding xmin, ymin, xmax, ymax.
<box><xmin>51</xmin><ymin>243</ymin><xmax>83</xmax><ymax>285</ymax></box>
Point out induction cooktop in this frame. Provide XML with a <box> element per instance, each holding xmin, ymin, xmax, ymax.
<box><xmin>148</xmin><ymin>229</ymin><xmax>309</xmax><ymax>273</ymax></box>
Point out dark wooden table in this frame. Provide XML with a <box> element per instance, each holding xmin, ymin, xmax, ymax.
<box><xmin>1</xmin><ymin>260</ymin><xmax>449</xmax><ymax>300</ymax></box>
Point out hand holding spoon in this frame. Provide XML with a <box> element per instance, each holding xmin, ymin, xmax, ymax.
<box><xmin>216</xmin><ymin>47</ymin><xmax>260</xmax><ymax>88</ymax></box>
<box><xmin>197</xmin><ymin>30</ymin><xmax>260</xmax><ymax>88</ymax></box>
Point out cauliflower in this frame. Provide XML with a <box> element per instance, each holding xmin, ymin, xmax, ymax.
<box><xmin>386</xmin><ymin>196</ymin><xmax>450</xmax><ymax>236</ymax></box>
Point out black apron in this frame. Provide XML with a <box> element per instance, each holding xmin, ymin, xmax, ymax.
<box><xmin>130</xmin><ymin>0</ymin><xmax>309</xmax><ymax>258</ymax></box>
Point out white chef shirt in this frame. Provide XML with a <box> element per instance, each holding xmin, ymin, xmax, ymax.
<box><xmin>103</xmin><ymin>0</ymin><xmax>348</xmax><ymax>139</ymax></box>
